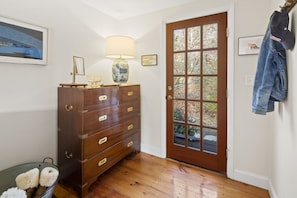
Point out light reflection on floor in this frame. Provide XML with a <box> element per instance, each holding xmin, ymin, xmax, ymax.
<box><xmin>173</xmin><ymin>176</ymin><xmax>218</xmax><ymax>198</ymax></box>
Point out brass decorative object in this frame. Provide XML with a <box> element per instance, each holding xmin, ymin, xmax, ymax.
<box><xmin>283</xmin><ymin>0</ymin><xmax>297</xmax><ymax>12</ymax></box>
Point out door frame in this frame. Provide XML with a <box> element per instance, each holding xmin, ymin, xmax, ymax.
<box><xmin>161</xmin><ymin>4</ymin><xmax>235</xmax><ymax>178</ymax></box>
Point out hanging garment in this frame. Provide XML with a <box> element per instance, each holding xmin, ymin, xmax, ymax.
<box><xmin>252</xmin><ymin>10</ymin><xmax>290</xmax><ymax>115</ymax></box>
<box><xmin>270</xmin><ymin>9</ymin><xmax>295</xmax><ymax>50</ymax></box>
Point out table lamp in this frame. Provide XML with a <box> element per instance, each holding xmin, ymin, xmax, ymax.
<box><xmin>105</xmin><ymin>35</ymin><xmax>136</xmax><ymax>83</ymax></box>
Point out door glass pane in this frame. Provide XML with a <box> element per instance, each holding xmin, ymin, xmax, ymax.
<box><xmin>173</xmin><ymin>100</ymin><xmax>185</xmax><ymax>122</ymax></box>
<box><xmin>174</xmin><ymin>53</ymin><xmax>185</xmax><ymax>75</ymax></box>
<box><xmin>174</xmin><ymin>123</ymin><xmax>185</xmax><ymax>146</ymax></box>
<box><xmin>174</xmin><ymin>77</ymin><xmax>185</xmax><ymax>99</ymax></box>
<box><xmin>187</xmin><ymin>77</ymin><xmax>200</xmax><ymax>100</ymax></box>
<box><xmin>187</xmin><ymin>26</ymin><xmax>201</xmax><ymax>50</ymax></box>
<box><xmin>202</xmin><ymin>102</ymin><xmax>217</xmax><ymax>128</ymax></box>
<box><xmin>174</xmin><ymin>29</ymin><xmax>185</xmax><ymax>51</ymax></box>
<box><xmin>202</xmin><ymin>128</ymin><xmax>217</xmax><ymax>154</ymax></box>
<box><xmin>203</xmin><ymin>77</ymin><xmax>217</xmax><ymax>101</ymax></box>
<box><xmin>203</xmin><ymin>50</ymin><xmax>217</xmax><ymax>75</ymax></box>
<box><xmin>187</xmin><ymin>52</ymin><xmax>200</xmax><ymax>75</ymax></box>
<box><xmin>188</xmin><ymin>126</ymin><xmax>200</xmax><ymax>150</ymax></box>
<box><xmin>187</xmin><ymin>101</ymin><xmax>200</xmax><ymax>125</ymax></box>
<box><xmin>203</xmin><ymin>23</ymin><xmax>218</xmax><ymax>49</ymax></box>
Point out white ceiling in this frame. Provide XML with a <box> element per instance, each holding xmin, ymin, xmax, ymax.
<box><xmin>80</xmin><ymin>0</ymin><xmax>197</xmax><ymax>20</ymax></box>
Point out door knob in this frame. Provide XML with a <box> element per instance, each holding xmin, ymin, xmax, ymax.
<box><xmin>167</xmin><ymin>95</ymin><xmax>173</xmax><ymax>100</ymax></box>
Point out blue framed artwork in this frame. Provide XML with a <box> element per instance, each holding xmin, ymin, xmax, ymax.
<box><xmin>0</xmin><ymin>16</ymin><xmax>48</xmax><ymax>65</ymax></box>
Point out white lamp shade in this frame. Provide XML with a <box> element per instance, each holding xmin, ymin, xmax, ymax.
<box><xmin>105</xmin><ymin>36</ymin><xmax>136</xmax><ymax>59</ymax></box>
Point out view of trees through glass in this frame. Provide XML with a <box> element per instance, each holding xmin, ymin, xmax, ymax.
<box><xmin>172</xmin><ymin>23</ymin><xmax>218</xmax><ymax>154</ymax></box>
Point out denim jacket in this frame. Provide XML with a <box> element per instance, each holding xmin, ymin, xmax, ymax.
<box><xmin>252</xmin><ymin>22</ymin><xmax>288</xmax><ymax>115</ymax></box>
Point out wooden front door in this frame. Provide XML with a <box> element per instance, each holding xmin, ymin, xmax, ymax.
<box><xmin>166</xmin><ymin>12</ymin><xmax>227</xmax><ymax>173</ymax></box>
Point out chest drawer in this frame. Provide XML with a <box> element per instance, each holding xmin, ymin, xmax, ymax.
<box><xmin>119</xmin><ymin>85</ymin><xmax>140</xmax><ymax>103</ymax></box>
<box><xmin>81</xmin><ymin>100</ymin><xmax>140</xmax><ymax>134</ymax></box>
<box><xmin>83</xmin><ymin>87</ymin><xmax>118</xmax><ymax>111</ymax></box>
<box><xmin>82</xmin><ymin>105</ymin><xmax>120</xmax><ymax>134</ymax></box>
<box><xmin>82</xmin><ymin>132</ymin><xmax>140</xmax><ymax>182</ymax></box>
<box><xmin>83</xmin><ymin>117</ymin><xmax>140</xmax><ymax>159</ymax></box>
<box><xmin>118</xmin><ymin>100</ymin><xmax>140</xmax><ymax>119</ymax></box>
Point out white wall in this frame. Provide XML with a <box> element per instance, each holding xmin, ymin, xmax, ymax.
<box><xmin>1</xmin><ymin>0</ymin><xmax>296</xmax><ymax>197</ymax></box>
<box><xmin>0</xmin><ymin>0</ymin><xmax>118</xmax><ymax>168</ymax></box>
<box><xmin>268</xmin><ymin>1</ymin><xmax>297</xmax><ymax>197</ymax></box>
<box><xmin>233</xmin><ymin>0</ymin><xmax>273</xmax><ymax>189</ymax></box>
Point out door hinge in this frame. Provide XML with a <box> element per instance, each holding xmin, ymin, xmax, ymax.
<box><xmin>226</xmin><ymin>148</ymin><xmax>229</xmax><ymax>160</ymax></box>
<box><xmin>226</xmin><ymin>88</ymin><xmax>228</xmax><ymax>99</ymax></box>
<box><xmin>226</xmin><ymin>27</ymin><xmax>229</xmax><ymax>38</ymax></box>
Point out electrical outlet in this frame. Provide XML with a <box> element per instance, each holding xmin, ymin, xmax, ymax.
<box><xmin>245</xmin><ymin>75</ymin><xmax>255</xmax><ymax>86</ymax></box>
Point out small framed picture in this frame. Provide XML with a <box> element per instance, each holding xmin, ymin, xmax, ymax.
<box><xmin>238</xmin><ymin>35</ymin><xmax>263</xmax><ymax>55</ymax></box>
<box><xmin>73</xmin><ymin>56</ymin><xmax>85</xmax><ymax>75</ymax></box>
<box><xmin>141</xmin><ymin>54</ymin><xmax>158</xmax><ymax>66</ymax></box>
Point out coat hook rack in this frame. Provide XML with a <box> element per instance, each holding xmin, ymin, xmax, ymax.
<box><xmin>282</xmin><ymin>0</ymin><xmax>297</xmax><ymax>12</ymax></box>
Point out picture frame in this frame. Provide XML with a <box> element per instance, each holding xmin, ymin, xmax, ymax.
<box><xmin>0</xmin><ymin>16</ymin><xmax>48</xmax><ymax>65</ymax></box>
<box><xmin>73</xmin><ymin>56</ymin><xmax>85</xmax><ymax>75</ymax></box>
<box><xmin>238</xmin><ymin>35</ymin><xmax>263</xmax><ymax>55</ymax></box>
<box><xmin>141</xmin><ymin>54</ymin><xmax>158</xmax><ymax>66</ymax></box>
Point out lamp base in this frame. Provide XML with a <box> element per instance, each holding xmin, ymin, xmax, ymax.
<box><xmin>112</xmin><ymin>58</ymin><xmax>129</xmax><ymax>83</ymax></box>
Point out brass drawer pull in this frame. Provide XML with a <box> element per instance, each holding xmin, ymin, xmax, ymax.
<box><xmin>98</xmin><ymin>137</ymin><xmax>108</xmax><ymax>145</ymax></box>
<box><xmin>127</xmin><ymin>107</ymin><xmax>134</xmax><ymax>112</ymax></box>
<box><xmin>98</xmin><ymin>95</ymin><xmax>107</xmax><ymax>101</ymax></box>
<box><xmin>65</xmin><ymin>151</ymin><xmax>73</xmax><ymax>159</ymax></box>
<box><xmin>127</xmin><ymin>124</ymin><xmax>134</xmax><ymax>130</ymax></box>
<box><xmin>98</xmin><ymin>115</ymin><xmax>107</xmax><ymax>122</ymax></box>
<box><xmin>98</xmin><ymin>158</ymin><xmax>107</xmax><ymax>167</ymax></box>
<box><xmin>127</xmin><ymin>91</ymin><xmax>134</xmax><ymax>96</ymax></box>
<box><xmin>127</xmin><ymin>141</ymin><xmax>134</xmax><ymax>147</ymax></box>
<box><xmin>65</xmin><ymin>104</ymin><xmax>73</xmax><ymax>111</ymax></box>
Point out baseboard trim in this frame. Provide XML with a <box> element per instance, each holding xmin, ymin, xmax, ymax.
<box><xmin>233</xmin><ymin>169</ymin><xmax>269</xmax><ymax>190</ymax></box>
<box><xmin>141</xmin><ymin>143</ymin><xmax>163</xmax><ymax>158</ymax></box>
<box><xmin>268</xmin><ymin>180</ymin><xmax>277</xmax><ymax>198</ymax></box>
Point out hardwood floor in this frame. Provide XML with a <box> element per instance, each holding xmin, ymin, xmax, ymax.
<box><xmin>54</xmin><ymin>152</ymin><xmax>270</xmax><ymax>198</ymax></box>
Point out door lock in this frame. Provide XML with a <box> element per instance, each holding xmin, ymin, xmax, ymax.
<box><xmin>167</xmin><ymin>95</ymin><xmax>173</xmax><ymax>100</ymax></box>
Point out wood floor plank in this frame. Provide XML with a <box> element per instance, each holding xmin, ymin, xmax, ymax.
<box><xmin>54</xmin><ymin>152</ymin><xmax>270</xmax><ymax>198</ymax></box>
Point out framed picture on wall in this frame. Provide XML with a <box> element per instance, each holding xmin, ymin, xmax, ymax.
<box><xmin>141</xmin><ymin>54</ymin><xmax>158</xmax><ymax>66</ymax></box>
<box><xmin>0</xmin><ymin>16</ymin><xmax>48</xmax><ymax>65</ymax></box>
<box><xmin>238</xmin><ymin>35</ymin><xmax>263</xmax><ymax>55</ymax></box>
